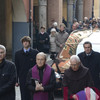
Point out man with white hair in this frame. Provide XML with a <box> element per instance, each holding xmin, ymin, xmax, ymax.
<box><xmin>62</xmin><ymin>55</ymin><xmax>94</xmax><ymax>100</ymax></box>
<box><xmin>47</xmin><ymin>21</ymin><xmax>59</xmax><ymax>35</ymax></box>
<box><xmin>26</xmin><ymin>52</ymin><xmax>56</xmax><ymax>100</ymax></box>
<box><xmin>0</xmin><ymin>45</ymin><xmax>16</xmax><ymax>100</ymax></box>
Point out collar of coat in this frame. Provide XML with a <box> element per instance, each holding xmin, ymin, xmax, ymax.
<box><xmin>83</xmin><ymin>50</ymin><xmax>94</xmax><ymax>58</ymax></box>
<box><xmin>64</xmin><ymin>64</ymin><xmax>89</xmax><ymax>80</ymax></box>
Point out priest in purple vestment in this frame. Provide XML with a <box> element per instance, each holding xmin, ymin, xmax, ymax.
<box><xmin>26</xmin><ymin>52</ymin><xmax>56</xmax><ymax>100</ymax></box>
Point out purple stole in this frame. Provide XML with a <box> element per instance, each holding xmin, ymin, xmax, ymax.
<box><xmin>32</xmin><ymin>64</ymin><xmax>51</xmax><ymax>100</ymax></box>
<box><xmin>76</xmin><ymin>91</ymin><xmax>87</xmax><ymax>100</ymax></box>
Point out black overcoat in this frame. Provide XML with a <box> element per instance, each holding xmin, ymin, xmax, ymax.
<box><xmin>78</xmin><ymin>50</ymin><xmax>100</xmax><ymax>89</ymax></box>
<box><xmin>15</xmin><ymin>48</ymin><xmax>38</xmax><ymax>100</ymax></box>
<box><xmin>36</xmin><ymin>32</ymin><xmax>50</xmax><ymax>53</ymax></box>
<box><xmin>0</xmin><ymin>59</ymin><xmax>16</xmax><ymax>100</ymax></box>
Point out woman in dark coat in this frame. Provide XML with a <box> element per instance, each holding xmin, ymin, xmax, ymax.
<box><xmin>37</xmin><ymin>26</ymin><xmax>50</xmax><ymax>53</ymax></box>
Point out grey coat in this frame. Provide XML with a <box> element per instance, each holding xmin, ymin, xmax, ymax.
<box><xmin>55</xmin><ymin>31</ymin><xmax>69</xmax><ymax>53</ymax></box>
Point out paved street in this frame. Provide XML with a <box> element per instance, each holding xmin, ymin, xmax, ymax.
<box><xmin>16</xmin><ymin>87</ymin><xmax>63</xmax><ymax>100</ymax></box>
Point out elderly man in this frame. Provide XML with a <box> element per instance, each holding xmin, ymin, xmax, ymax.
<box><xmin>62</xmin><ymin>55</ymin><xmax>94</xmax><ymax>100</ymax></box>
<box><xmin>78</xmin><ymin>41</ymin><xmax>100</xmax><ymax>90</ymax></box>
<box><xmin>47</xmin><ymin>22</ymin><xmax>59</xmax><ymax>35</ymax></box>
<box><xmin>26</xmin><ymin>52</ymin><xmax>56</xmax><ymax>100</ymax></box>
<box><xmin>0</xmin><ymin>45</ymin><xmax>16</xmax><ymax>100</ymax></box>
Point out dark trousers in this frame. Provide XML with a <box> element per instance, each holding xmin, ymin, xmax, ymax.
<box><xmin>20</xmin><ymin>83</ymin><xmax>31</xmax><ymax>100</ymax></box>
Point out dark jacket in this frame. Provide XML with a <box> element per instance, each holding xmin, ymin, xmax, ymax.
<box><xmin>62</xmin><ymin>64</ymin><xmax>94</xmax><ymax>99</ymax></box>
<box><xmin>15</xmin><ymin>48</ymin><xmax>39</xmax><ymax>100</ymax></box>
<box><xmin>37</xmin><ymin>32</ymin><xmax>50</xmax><ymax>53</ymax></box>
<box><xmin>26</xmin><ymin>65</ymin><xmax>56</xmax><ymax>100</ymax></box>
<box><xmin>0</xmin><ymin>59</ymin><xmax>16</xmax><ymax>100</ymax></box>
<box><xmin>78</xmin><ymin>50</ymin><xmax>100</xmax><ymax>89</ymax></box>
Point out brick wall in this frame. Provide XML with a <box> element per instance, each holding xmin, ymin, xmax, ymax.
<box><xmin>83</xmin><ymin>0</ymin><xmax>92</xmax><ymax>19</ymax></box>
<box><xmin>47</xmin><ymin>0</ymin><xmax>63</xmax><ymax>28</ymax></box>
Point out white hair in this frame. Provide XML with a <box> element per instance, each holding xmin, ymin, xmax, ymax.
<box><xmin>53</xmin><ymin>22</ymin><xmax>58</xmax><ymax>26</ymax></box>
<box><xmin>70</xmin><ymin>55</ymin><xmax>80</xmax><ymax>63</ymax></box>
<box><xmin>36</xmin><ymin>52</ymin><xmax>47</xmax><ymax>60</ymax></box>
<box><xmin>0</xmin><ymin>44</ymin><xmax>6</xmax><ymax>53</ymax></box>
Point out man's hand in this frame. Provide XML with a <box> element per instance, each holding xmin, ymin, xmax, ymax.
<box><xmin>15</xmin><ymin>83</ymin><xmax>19</xmax><ymax>87</ymax></box>
<box><xmin>72</xmin><ymin>94</ymin><xmax>77</xmax><ymax>100</ymax></box>
<box><xmin>60</xmin><ymin>44</ymin><xmax>63</xmax><ymax>48</ymax></box>
<box><xmin>35</xmin><ymin>83</ymin><xmax>44</xmax><ymax>91</ymax></box>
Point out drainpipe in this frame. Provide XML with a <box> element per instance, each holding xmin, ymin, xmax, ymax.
<box><xmin>29</xmin><ymin>0</ymin><xmax>31</xmax><ymax>37</ymax></box>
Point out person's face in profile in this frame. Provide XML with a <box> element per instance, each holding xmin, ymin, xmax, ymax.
<box><xmin>84</xmin><ymin>44</ymin><xmax>92</xmax><ymax>54</ymax></box>
<box><xmin>36</xmin><ymin>55</ymin><xmax>46</xmax><ymax>68</ymax></box>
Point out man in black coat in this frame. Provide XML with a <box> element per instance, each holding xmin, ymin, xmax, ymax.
<box><xmin>15</xmin><ymin>36</ymin><xmax>39</xmax><ymax>100</ymax></box>
<box><xmin>78</xmin><ymin>41</ymin><xmax>100</xmax><ymax>90</ymax></box>
<box><xmin>62</xmin><ymin>55</ymin><xmax>94</xmax><ymax>100</ymax></box>
<box><xmin>26</xmin><ymin>52</ymin><xmax>56</xmax><ymax>100</ymax></box>
<box><xmin>0</xmin><ymin>45</ymin><xmax>16</xmax><ymax>100</ymax></box>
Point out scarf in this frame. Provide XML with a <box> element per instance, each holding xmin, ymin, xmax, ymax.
<box><xmin>32</xmin><ymin>64</ymin><xmax>51</xmax><ymax>100</ymax></box>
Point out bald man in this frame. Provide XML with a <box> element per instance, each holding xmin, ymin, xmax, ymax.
<box><xmin>62</xmin><ymin>55</ymin><xmax>94</xmax><ymax>100</ymax></box>
<box><xmin>26</xmin><ymin>52</ymin><xmax>56</xmax><ymax>100</ymax></box>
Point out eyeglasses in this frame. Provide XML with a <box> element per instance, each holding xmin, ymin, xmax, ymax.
<box><xmin>0</xmin><ymin>52</ymin><xmax>4</xmax><ymax>54</ymax></box>
<box><xmin>70</xmin><ymin>64</ymin><xmax>77</xmax><ymax>67</ymax></box>
<box><xmin>37</xmin><ymin>59</ymin><xmax>45</xmax><ymax>61</ymax></box>
<box><xmin>84</xmin><ymin>47</ymin><xmax>91</xmax><ymax>48</ymax></box>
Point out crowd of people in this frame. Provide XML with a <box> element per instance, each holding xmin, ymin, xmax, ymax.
<box><xmin>34</xmin><ymin>17</ymin><xmax>100</xmax><ymax>60</ymax></box>
<box><xmin>70</xmin><ymin>17</ymin><xmax>100</xmax><ymax>33</ymax></box>
<box><xmin>0</xmin><ymin>17</ymin><xmax>100</xmax><ymax>100</ymax></box>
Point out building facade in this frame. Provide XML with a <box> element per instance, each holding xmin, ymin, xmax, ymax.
<box><xmin>0</xmin><ymin>0</ymin><xmax>94</xmax><ymax>58</ymax></box>
<box><xmin>94</xmin><ymin>0</ymin><xmax>100</xmax><ymax>18</ymax></box>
